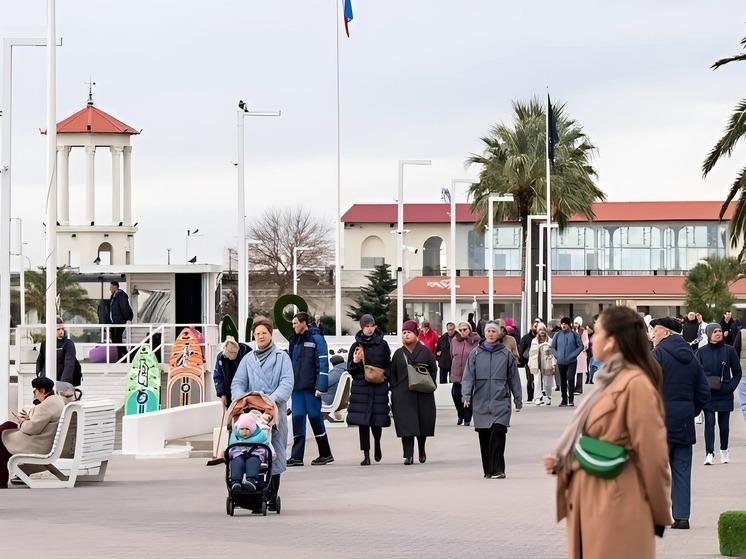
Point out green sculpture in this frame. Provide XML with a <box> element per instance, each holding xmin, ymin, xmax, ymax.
<box><xmin>220</xmin><ymin>315</ymin><xmax>238</xmax><ymax>342</ymax></box>
<box><xmin>273</xmin><ymin>294</ymin><xmax>308</xmax><ymax>340</ymax></box>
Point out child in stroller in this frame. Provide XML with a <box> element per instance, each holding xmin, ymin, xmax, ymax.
<box><xmin>228</xmin><ymin>413</ymin><xmax>269</xmax><ymax>493</ymax></box>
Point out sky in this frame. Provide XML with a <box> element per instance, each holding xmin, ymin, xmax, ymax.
<box><xmin>2</xmin><ymin>0</ymin><xmax>746</xmax><ymax>268</ymax></box>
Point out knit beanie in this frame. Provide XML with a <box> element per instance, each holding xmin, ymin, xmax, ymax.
<box><xmin>574</xmin><ymin>316</ymin><xmax>583</xmax><ymax>326</ymax></box>
<box><xmin>504</xmin><ymin>317</ymin><xmax>514</xmax><ymax>327</ymax></box>
<box><xmin>457</xmin><ymin>321</ymin><xmax>472</xmax><ymax>333</ymax></box>
<box><xmin>402</xmin><ymin>320</ymin><xmax>419</xmax><ymax>336</ymax></box>
<box><xmin>360</xmin><ymin>314</ymin><xmax>376</xmax><ymax>327</ymax></box>
<box><xmin>236</xmin><ymin>413</ymin><xmax>257</xmax><ymax>432</ymax></box>
<box><xmin>706</xmin><ymin>323</ymin><xmax>722</xmax><ymax>341</ymax></box>
<box><xmin>484</xmin><ymin>321</ymin><xmax>500</xmax><ymax>332</ymax></box>
<box><xmin>223</xmin><ymin>336</ymin><xmax>239</xmax><ymax>360</ymax></box>
<box><xmin>560</xmin><ymin>316</ymin><xmax>572</xmax><ymax>326</ymax></box>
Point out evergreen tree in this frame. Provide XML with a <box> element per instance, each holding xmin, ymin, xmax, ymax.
<box><xmin>347</xmin><ymin>264</ymin><xmax>396</xmax><ymax>333</ymax></box>
<box><xmin>684</xmin><ymin>257</ymin><xmax>743</xmax><ymax>322</ymax></box>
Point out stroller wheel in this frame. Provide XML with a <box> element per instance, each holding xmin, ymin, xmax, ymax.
<box><xmin>226</xmin><ymin>497</ymin><xmax>235</xmax><ymax>517</ymax></box>
<box><xmin>261</xmin><ymin>501</ymin><xmax>268</xmax><ymax>516</ymax></box>
<box><xmin>275</xmin><ymin>495</ymin><xmax>281</xmax><ymax>515</ymax></box>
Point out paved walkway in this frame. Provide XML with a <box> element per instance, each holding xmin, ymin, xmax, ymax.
<box><xmin>3</xmin><ymin>395</ymin><xmax>745</xmax><ymax>559</ymax></box>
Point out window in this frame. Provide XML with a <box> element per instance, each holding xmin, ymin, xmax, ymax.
<box><xmin>360</xmin><ymin>235</ymin><xmax>385</xmax><ymax>269</ymax></box>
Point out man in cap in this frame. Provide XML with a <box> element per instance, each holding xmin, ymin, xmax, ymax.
<box><xmin>651</xmin><ymin>317</ymin><xmax>710</xmax><ymax>530</ymax></box>
<box><xmin>550</xmin><ymin>316</ymin><xmax>583</xmax><ymax>407</ymax></box>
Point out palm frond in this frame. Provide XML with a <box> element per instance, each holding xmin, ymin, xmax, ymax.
<box><xmin>702</xmin><ymin>98</ymin><xmax>746</xmax><ymax>176</ymax></box>
<box><xmin>711</xmin><ymin>53</ymin><xmax>746</xmax><ymax>70</ymax></box>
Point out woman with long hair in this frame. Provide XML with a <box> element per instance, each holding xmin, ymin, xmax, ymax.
<box><xmin>449</xmin><ymin>321</ymin><xmax>481</xmax><ymax>426</ymax></box>
<box><xmin>528</xmin><ymin>323</ymin><xmax>555</xmax><ymax>405</ymax></box>
<box><xmin>543</xmin><ymin>306</ymin><xmax>672</xmax><ymax>558</ymax></box>
<box><xmin>572</xmin><ymin>318</ymin><xmax>589</xmax><ymax>395</ymax></box>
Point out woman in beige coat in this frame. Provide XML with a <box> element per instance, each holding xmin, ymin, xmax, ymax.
<box><xmin>543</xmin><ymin>306</ymin><xmax>673</xmax><ymax>559</ymax></box>
<box><xmin>0</xmin><ymin>376</ymin><xmax>64</xmax><ymax>487</ymax></box>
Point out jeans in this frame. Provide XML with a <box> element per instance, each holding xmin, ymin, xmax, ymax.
<box><xmin>557</xmin><ymin>362</ymin><xmax>577</xmax><ymax>404</ymax></box>
<box><xmin>668</xmin><ymin>442</ymin><xmax>693</xmax><ymax>520</ymax></box>
<box><xmin>291</xmin><ymin>389</ymin><xmax>331</xmax><ymax>461</ymax></box>
<box><xmin>703</xmin><ymin>410</ymin><xmax>731</xmax><ymax>454</ymax></box>
<box><xmin>476</xmin><ymin>423</ymin><xmax>508</xmax><ymax>476</ymax></box>
<box><xmin>451</xmin><ymin>382</ymin><xmax>473</xmax><ymax>423</ymax></box>
<box><xmin>230</xmin><ymin>454</ymin><xmax>261</xmax><ymax>483</ymax></box>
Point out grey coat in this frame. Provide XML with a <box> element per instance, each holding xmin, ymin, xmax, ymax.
<box><xmin>231</xmin><ymin>345</ymin><xmax>294</xmax><ymax>475</ymax></box>
<box><xmin>461</xmin><ymin>341</ymin><xmax>522</xmax><ymax>429</ymax></box>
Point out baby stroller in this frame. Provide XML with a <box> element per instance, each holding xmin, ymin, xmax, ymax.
<box><xmin>223</xmin><ymin>392</ymin><xmax>281</xmax><ymax>516</ymax></box>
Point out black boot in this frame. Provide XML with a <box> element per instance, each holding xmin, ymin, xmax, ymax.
<box><xmin>374</xmin><ymin>441</ymin><xmax>382</xmax><ymax>463</ymax></box>
<box><xmin>360</xmin><ymin>451</ymin><xmax>371</xmax><ymax>466</ymax></box>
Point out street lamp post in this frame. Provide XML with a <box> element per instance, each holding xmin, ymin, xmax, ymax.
<box><xmin>541</xmin><ymin>222</ymin><xmax>559</xmax><ymax>321</ymax></box>
<box><xmin>1</xmin><ymin>37</ymin><xmax>48</xmax><ymax>421</ymax></box>
<box><xmin>237</xmin><ymin>103</ymin><xmax>280</xmax><ymax>343</ymax></box>
<box><xmin>293</xmin><ymin>246</ymin><xmax>311</xmax><ymax>296</ymax></box>
<box><xmin>396</xmin><ymin>159</ymin><xmax>431</xmax><ymax>338</ymax></box>
<box><xmin>487</xmin><ymin>194</ymin><xmax>514</xmax><ymax>320</ymax></box>
<box><xmin>449</xmin><ymin>179</ymin><xmax>474</xmax><ymax>324</ymax></box>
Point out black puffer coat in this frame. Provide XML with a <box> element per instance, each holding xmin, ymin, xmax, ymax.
<box><xmin>346</xmin><ymin>329</ymin><xmax>391</xmax><ymax>428</ymax></box>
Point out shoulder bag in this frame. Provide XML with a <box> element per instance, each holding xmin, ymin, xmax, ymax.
<box><xmin>706</xmin><ymin>361</ymin><xmax>726</xmax><ymax>391</ymax></box>
<box><xmin>574</xmin><ymin>435</ymin><xmax>628</xmax><ymax>479</ymax></box>
<box><xmin>361</xmin><ymin>351</ymin><xmax>386</xmax><ymax>384</ymax></box>
<box><xmin>404</xmin><ymin>352</ymin><xmax>436</xmax><ymax>394</ymax></box>
<box><xmin>541</xmin><ymin>344</ymin><xmax>557</xmax><ymax>376</ymax></box>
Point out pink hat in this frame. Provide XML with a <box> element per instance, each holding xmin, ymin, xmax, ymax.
<box><xmin>236</xmin><ymin>413</ymin><xmax>256</xmax><ymax>432</ymax></box>
<box><xmin>505</xmin><ymin>317</ymin><xmax>514</xmax><ymax>327</ymax></box>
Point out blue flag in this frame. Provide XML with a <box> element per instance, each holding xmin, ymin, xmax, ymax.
<box><xmin>344</xmin><ymin>0</ymin><xmax>353</xmax><ymax>37</ymax></box>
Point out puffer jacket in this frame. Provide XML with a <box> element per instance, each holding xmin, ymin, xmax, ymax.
<box><xmin>652</xmin><ymin>334</ymin><xmax>710</xmax><ymax>445</ymax></box>
<box><xmin>449</xmin><ymin>332</ymin><xmax>480</xmax><ymax>383</ymax></box>
<box><xmin>695</xmin><ymin>341</ymin><xmax>743</xmax><ymax>412</ymax></box>
<box><xmin>288</xmin><ymin>327</ymin><xmax>329</xmax><ymax>392</ymax></box>
<box><xmin>346</xmin><ymin>329</ymin><xmax>391</xmax><ymax>428</ymax></box>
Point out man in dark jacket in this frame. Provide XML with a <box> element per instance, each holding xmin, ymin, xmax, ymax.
<box><xmin>212</xmin><ymin>336</ymin><xmax>251</xmax><ymax>409</ymax></box>
<box><xmin>518</xmin><ymin>318</ymin><xmax>542</xmax><ymax>402</ymax></box>
<box><xmin>436</xmin><ymin>322</ymin><xmax>455</xmax><ymax>383</ymax></box>
<box><xmin>36</xmin><ymin>319</ymin><xmax>77</xmax><ymax>400</ymax></box>
<box><xmin>719</xmin><ymin>310</ymin><xmax>739</xmax><ymax>347</ymax></box>
<box><xmin>651</xmin><ymin>316</ymin><xmax>710</xmax><ymax>530</ymax></box>
<box><xmin>109</xmin><ymin>281</ymin><xmax>133</xmax><ymax>359</ymax></box>
<box><xmin>681</xmin><ymin>312</ymin><xmax>700</xmax><ymax>351</ymax></box>
<box><xmin>287</xmin><ymin>312</ymin><xmax>333</xmax><ymax>466</ymax></box>
<box><xmin>550</xmin><ymin>317</ymin><xmax>583</xmax><ymax>407</ymax></box>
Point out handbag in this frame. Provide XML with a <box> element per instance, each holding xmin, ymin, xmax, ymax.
<box><xmin>574</xmin><ymin>435</ymin><xmax>628</xmax><ymax>479</ymax></box>
<box><xmin>361</xmin><ymin>352</ymin><xmax>386</xmax><ymax>384</ymax></box>
<box><xmin>404</xmin><ymin>353</ymin><xmax>436</xmax><ymax>394</ymax></box>
<box><xmin>706</xmin><ymin>361</ymin><xmax>726</xmax><ymax>391</ymax></box>
<box><xmin>542</xmin><ymin>346</ymin><xmax>556</xmax><ymax>376</ymax></box>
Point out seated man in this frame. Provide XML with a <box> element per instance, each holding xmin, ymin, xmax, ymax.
<box><xmin>0</xmin><ymin>376</ymin><xmax>65</xmax><ymax>488</ymax></box>
<box><xmin>322</xmin><ymin>355</ymin><xmax>347</xmax><ymax>407</ymax></box>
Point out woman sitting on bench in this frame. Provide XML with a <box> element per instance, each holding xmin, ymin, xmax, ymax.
<box><xmin>0</xmin><ymin>377</ymin><xmax>64</xmax><ymax>488</ymax></box>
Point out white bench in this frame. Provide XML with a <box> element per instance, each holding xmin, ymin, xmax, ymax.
<box><xmin>321</xmin><ymin>372</ymin><xmax>352</xmax><ymax>422</ymax></box>
<box><xmin>8</xmin><ymin>400</ymin><xmax>116</xmax><ymax>488</ymax></box>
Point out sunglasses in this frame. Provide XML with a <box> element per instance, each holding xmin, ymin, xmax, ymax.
<box><xmin>458</xmin><ymin>328</ymin><xmax>469</xmax><ymax>332</ymax></box>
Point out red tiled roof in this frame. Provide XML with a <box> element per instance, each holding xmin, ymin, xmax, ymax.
<box><xmin>56</xmin><ymin>104</ymin><xmax>139</xmax><ymax>135</ymax></box>
<box><xmin>402</xmin><ymin>275</ymin><xmax>746</xmax><ymax>298</ymax></box>
<box><xmin>341</xmin><ymin>201</ymin><xmax>735</xmax><ymax>224</ymax></box>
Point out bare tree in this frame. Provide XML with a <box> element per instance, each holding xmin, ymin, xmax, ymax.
<box><xmin>248</xmin><ymin>207</ymin><xmax>334</xmax><ymax>296</ymax></box>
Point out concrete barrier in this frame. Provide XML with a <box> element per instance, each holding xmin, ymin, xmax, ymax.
<box><xmin>121</xmin><ymin>401</ymin><xmax>223</xmax><ymax>459</ymax></box>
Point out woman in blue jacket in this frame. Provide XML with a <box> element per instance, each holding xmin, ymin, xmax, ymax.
<box><xmin>696</xmin><ymin>323</ymin><xmax>743</xmax><ymax>465</ymax></box>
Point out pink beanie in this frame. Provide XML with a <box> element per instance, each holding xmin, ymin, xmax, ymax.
<box><xmin>236</xmin><ymin>413</ymin><xmax>256</xmax><ymax>432</ymax></box>
<box><xmin>505</xmin><ymin>317</ymin><xmax>514</xmax><ymax>327</ymax></box>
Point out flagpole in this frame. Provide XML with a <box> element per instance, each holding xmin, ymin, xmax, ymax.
<box><xmin>334</xmin><ymin>0</ymin><xmax>342</xmax><ymax>336</ymax></box>
<box><xmin>545</xmin><ymin>90</ymin><xmax>552</xmax><ymax>321</ymax></box>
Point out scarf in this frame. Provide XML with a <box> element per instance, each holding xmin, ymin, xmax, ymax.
<box><xmin>254</xmin><ymin>342</ymin><xmax>275</xmax><ymax>367</ymax></box>
<box><xmin>552</xmin><ymin>352</ymin><xmax>626</xmax><ymax>472</ymax></box>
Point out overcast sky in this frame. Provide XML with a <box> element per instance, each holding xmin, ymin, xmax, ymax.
<box><xmin>2</xmin><ymin>0</ymin><xmax>745</xmax><ymax>268</ymax></box>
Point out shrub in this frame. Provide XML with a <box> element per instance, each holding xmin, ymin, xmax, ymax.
<box><xmin>719</xmin><ymin>511</ymin><xmax>746</xmax><ymax>557</ymax></box>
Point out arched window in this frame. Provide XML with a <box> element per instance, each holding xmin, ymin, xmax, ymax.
<box><xmin>422</xmin><ymin>236</ymin><xmax>445</xmax><ymax>276</ymax></box>
<box><xmin>360</xmin><ymin>235</ymin><xmax>385</xmax><ymax>269</ymax></box>
<box><xmin>97</xmin><ymin>242</ymin><xmax>113</xmax><ymax>265</ymax></box>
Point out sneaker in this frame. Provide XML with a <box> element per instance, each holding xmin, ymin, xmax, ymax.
<box><xmin>543</xmin><ymin>399</ymin><xmax>552</xmax><ymax>406</ymax></box>
<box><xmin>242</xmin><ymin>479</ymin><xmax>256</xmax><ymax>492</ymax></box>
<box><xmin>311</xmin><ymin>455</ymin><xmax>334</xmax><ymax>465</ymax></box>
<box><xmin>534</xmin><ymin>398</ymin><xmax>542</xmax><ymax>406</ymax></box>
<box><xmin>671</xmin><ymin>519</ymin><xmax>690</xmax><ymax>529</ymax></box>
<box><xmin>568</xmin><ymin>402</ymin><xmax>575</xmax><ymax>407</ymax></box>
<box><xmin>286</xmin><ymin>458</ymin><xmax>304</xmax><ymax>467</ymax></box>
<box><xmin>231</xmin><ymin>482</ymin><xmax>242</xmax><ymax>494</ymax></box>
<box><xmin>559</xmin><ymin>402</ymin><xmax>568</xmax><ymax>407</ymax></box>
<box><xmin>720</xmin><ymin>449</ymin><xmax>729</xmax><ymax>464</ymax></box>
<box><xmin>463</xmin><ymin>421</ymin><xmax>471</xmax><ymax>427</ymax></box>
<box><xmin>491</xmin><ymin>472</ymin><xmax>506</xmax><ymax>479</ymax></box>
<box><xmin>457</xmin><ymin>418</ymin><xmax>463</xmax><ymax>426</ymax></box>
<box><xmin>704</xmin><ymin>453</ymin><xmax>714</xmax><ymax>465</ymax></box>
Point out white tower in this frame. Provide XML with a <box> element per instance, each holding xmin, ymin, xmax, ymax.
<box><xmin>52</xmin><ymin>94</ymin><xmax>139</xmax><ymax>267</ymax></box>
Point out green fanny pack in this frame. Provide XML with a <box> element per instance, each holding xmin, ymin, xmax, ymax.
<box><xmin>574</xmin><ymin>435</ymin><xmax>628</xmax><ymax>479</ymax></box>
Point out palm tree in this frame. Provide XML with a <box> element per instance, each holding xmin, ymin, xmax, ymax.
<box><xmin>703</xmin><ymin>33</ymin><xmax>746</xmax><ymax>258</ymax></box>
<box><xmin>684</xmin><ymin>257</ymin><xmax>744</xmax><ymax>322</ymax></box>
<box><xmin>23</xmin><ymin>266</ymin><xmax>98</xmax><ymax>322</ymax></box>
<box><xmin>465</xmin><ymin>97</ymin><xmax>605</xmax><ymax>311</ymax></box>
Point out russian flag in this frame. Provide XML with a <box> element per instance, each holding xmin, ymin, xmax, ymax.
<box><xmin>344</xmin><ymin>0</ymin><xmax>353</xmax><ymax>37</ymax></box>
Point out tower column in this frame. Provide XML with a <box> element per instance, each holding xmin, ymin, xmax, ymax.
<box><xmin>123</xmin><ymin>145</ymin><xmax>132</xmax><ymax>225</ymax></box>
<box><xmin>58</xmin><ymin>146</ymin><xmax>71</xmax><ymax>225</ymax></box>
<box><xmin>85</xmin><ymin>145</ymin><xmax>96</xmax><ymax>224</ymax></box>
<box><xmin>111</xmin><ymin>146</ymin><xmax>122</xmax><ymax>224</ymax></box>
